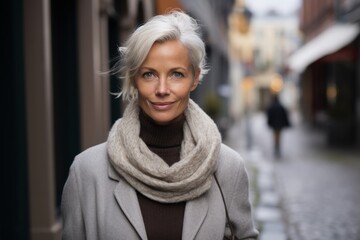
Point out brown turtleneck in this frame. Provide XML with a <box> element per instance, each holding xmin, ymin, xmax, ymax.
<box><xmin>137</xmin><ymin>110</ymin><xmax>186</xmax><ymax>240</ymax></box>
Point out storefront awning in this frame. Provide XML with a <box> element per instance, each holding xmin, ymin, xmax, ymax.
<box><xmin>287</xmin><ymin>23</ymin><xmax>359</xmax><ymax>73</ymax></box>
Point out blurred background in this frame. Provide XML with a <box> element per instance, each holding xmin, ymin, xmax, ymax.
<box><xmin>1</xmin><ymin>0</ymin><xmax>360</xmax><ymax>239</ymax></box>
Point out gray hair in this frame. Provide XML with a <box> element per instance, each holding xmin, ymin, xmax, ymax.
<box><xmin>116</xmin><ymin>11</ymin><xmax>209</xmax><ymax>101</ymax></box>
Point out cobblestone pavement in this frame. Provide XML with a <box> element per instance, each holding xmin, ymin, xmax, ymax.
<box><xmin>225</xmin><ymin>111</ymin><xmax>360</xmax><ymax>240</ymax></box>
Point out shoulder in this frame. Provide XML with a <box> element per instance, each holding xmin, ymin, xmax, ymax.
<box><xmin>215</xmin><ymin>144</ymin><xmax>250</xmax><ymax>194</ymax></box>
<box><xmin>70</xmin><ymin>142</ymin><xmax>109</xmax><ymax>179</ymax></box>
<box><xmin>217</xmin><ymin>143</ymin><xmax>246</xmax><ymax>174</ymax></box>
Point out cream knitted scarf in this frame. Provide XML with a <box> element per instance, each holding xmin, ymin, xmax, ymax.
<box><xmin>107</xmin><ymin>99</ymin><xmax>221</xmax><ymax>203</ymax></box>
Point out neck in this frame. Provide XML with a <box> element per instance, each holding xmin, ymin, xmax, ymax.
<box><xmin>139</xmin><ymin>109</ymin><xmax>184</xmax><ymax>148</ymax></box>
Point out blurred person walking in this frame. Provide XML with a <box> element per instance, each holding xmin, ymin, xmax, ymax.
<box><xmin>61</xmin><ymin>10</ymin><xmax>258</xmax><ymax>240</ymax></box>
<box><xmin>266</xmin><ymin>94</ymin><xmax>290</xmax><ymax>158</ymax></box>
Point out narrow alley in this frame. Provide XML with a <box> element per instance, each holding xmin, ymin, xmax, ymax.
<box><xmin>225</xmin><ymin>111</ymin><xmax>360</xmax><ymax>240</ymax></box>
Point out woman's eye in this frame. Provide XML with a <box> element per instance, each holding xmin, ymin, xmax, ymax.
<box><xmin>172</xmin><ymin>71</ymin><xmax>184</xmax><ymax>78</ymax></box>
<box><xmin>143</xmin><ymin>72</ymin><xmax>156</xmax><ymax>79</ymax></box>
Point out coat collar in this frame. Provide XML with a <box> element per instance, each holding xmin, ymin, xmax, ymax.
<box><xmin>108</xmin><ymin>164</ymin><xmax>209</xmax><ymax>240</ymax></box>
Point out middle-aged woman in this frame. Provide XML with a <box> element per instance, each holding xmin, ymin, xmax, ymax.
<box><xmin>61</xmin><ymin>10</ymin><xmax>258</xmax><ymax>240</ymax></box>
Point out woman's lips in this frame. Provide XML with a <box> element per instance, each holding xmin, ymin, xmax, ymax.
<box><xmin>150</xmin><ymin>101</ymin><xmax>174</xmax><ymax>111</ymax></box>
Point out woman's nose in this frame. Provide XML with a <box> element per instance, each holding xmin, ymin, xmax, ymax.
<box><xmin>155</xmin><ymin>77</ymin><xmax>170</xmax><ymax>96</ymax></box>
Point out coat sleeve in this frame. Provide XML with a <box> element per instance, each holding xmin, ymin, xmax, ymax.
<box><xmin>227</xmin><ymin>154</ymin><xmax>258</xmax><ymax>239</ymax></box>
<box><xmin>61</xmin><ymin>159</ymin><xmax>86</xmax><ymax>240</ymax></box>
<box><xmin>229</xmin><ymin>160</ymin><xmax>258</xmax><ymax>240</ymax></box>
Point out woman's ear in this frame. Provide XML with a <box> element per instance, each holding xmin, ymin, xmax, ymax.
<box><xmin>190</xmin><ymin>68</ymin><xmax>200</xmax><ymax>91</ymax></box>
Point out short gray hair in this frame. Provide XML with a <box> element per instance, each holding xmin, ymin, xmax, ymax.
<box><xmin>116</xmin><ymin>10</ymin><xmax>209</xmax><ymax>101</ymax></box>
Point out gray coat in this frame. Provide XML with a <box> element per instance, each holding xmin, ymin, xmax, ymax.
<box><xmin>61</xmin><ymin>143</ymin><xmax>258</xmax><ymax>240</ymax></box>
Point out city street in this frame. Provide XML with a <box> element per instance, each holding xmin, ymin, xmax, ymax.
<box><xmin>225</xmin><ymin>111</ymin><xmax>360</xmax><ymax>240</ymax></box>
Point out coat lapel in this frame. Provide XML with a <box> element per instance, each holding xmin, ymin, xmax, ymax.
<box><xmin>182</xmin><ymin>194</ymin><xmax>209</xmax><ymax>240</ymax></box>
<box><xmin>109</xmin><ymin>164</ymin><xmax>210</xmax><ymax>240</ymax></box>
<box><xmin>109</xmin><ymin>166</ymin><xmax>148</xmax><ymax>240</ymax></box>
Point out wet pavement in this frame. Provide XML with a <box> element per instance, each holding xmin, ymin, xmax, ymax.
<box><xmin>224</xmin><ymin>111</ymin><xmax>360</xmax><ymax>240</ymax></box>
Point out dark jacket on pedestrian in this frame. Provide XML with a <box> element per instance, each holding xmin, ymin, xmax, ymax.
<box><xmin>266</xmin><ymin>95</ymin><xmax>290</xmax><ymax>130</ymax></box>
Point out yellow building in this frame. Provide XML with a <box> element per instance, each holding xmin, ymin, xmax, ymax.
<box><xmin>227</xmin><ymin>0</ymin><xmax>255</xmax><ymax>119</ymax></box>
<box><xmin>251</xmin><ymin>10</ymin><xmax>301</xmax><ymax>111</ymax></box>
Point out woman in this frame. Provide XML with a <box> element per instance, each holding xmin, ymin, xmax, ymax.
<box><xmin>61</xmin><ymin>11</ymin><xmax>258</xmax><ymax>240</ymax></box>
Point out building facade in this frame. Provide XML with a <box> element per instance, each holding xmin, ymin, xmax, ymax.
<box><xmin>251</xmin><ymin>11</ymin><xmax>301</xmax><ymax>111</ymax></box>
<box><xmin>288</xmin><ymin>0</ymin><xmax>360</xmax><ymax>146</ymax></box>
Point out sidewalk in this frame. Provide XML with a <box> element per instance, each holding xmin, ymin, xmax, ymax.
<box><xmin>224</xmin><ymin>111</ymin><xmax>360</xmax><ymax>240</ymax></box>
<box><xmin>272</xmin><ymin>114</ymin><xmax>360</xmax><ymax>240</ymax></box>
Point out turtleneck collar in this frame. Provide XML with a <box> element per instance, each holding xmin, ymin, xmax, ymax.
<box><xmin>139</xmin><ymin>109</ymin><xmax>185</xmax><ymax>148</ymax></box>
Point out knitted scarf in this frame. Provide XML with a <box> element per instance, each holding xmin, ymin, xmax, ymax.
<box><xmin>107</xmin><ymin>99</ymin><xmax>221</xmax><ymax>203</ymax></box>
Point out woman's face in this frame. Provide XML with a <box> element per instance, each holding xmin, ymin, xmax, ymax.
<box><xmin>135</xmin><ymin>40</ymin><xmax>199</xmax><ymax>125</ymax></box>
